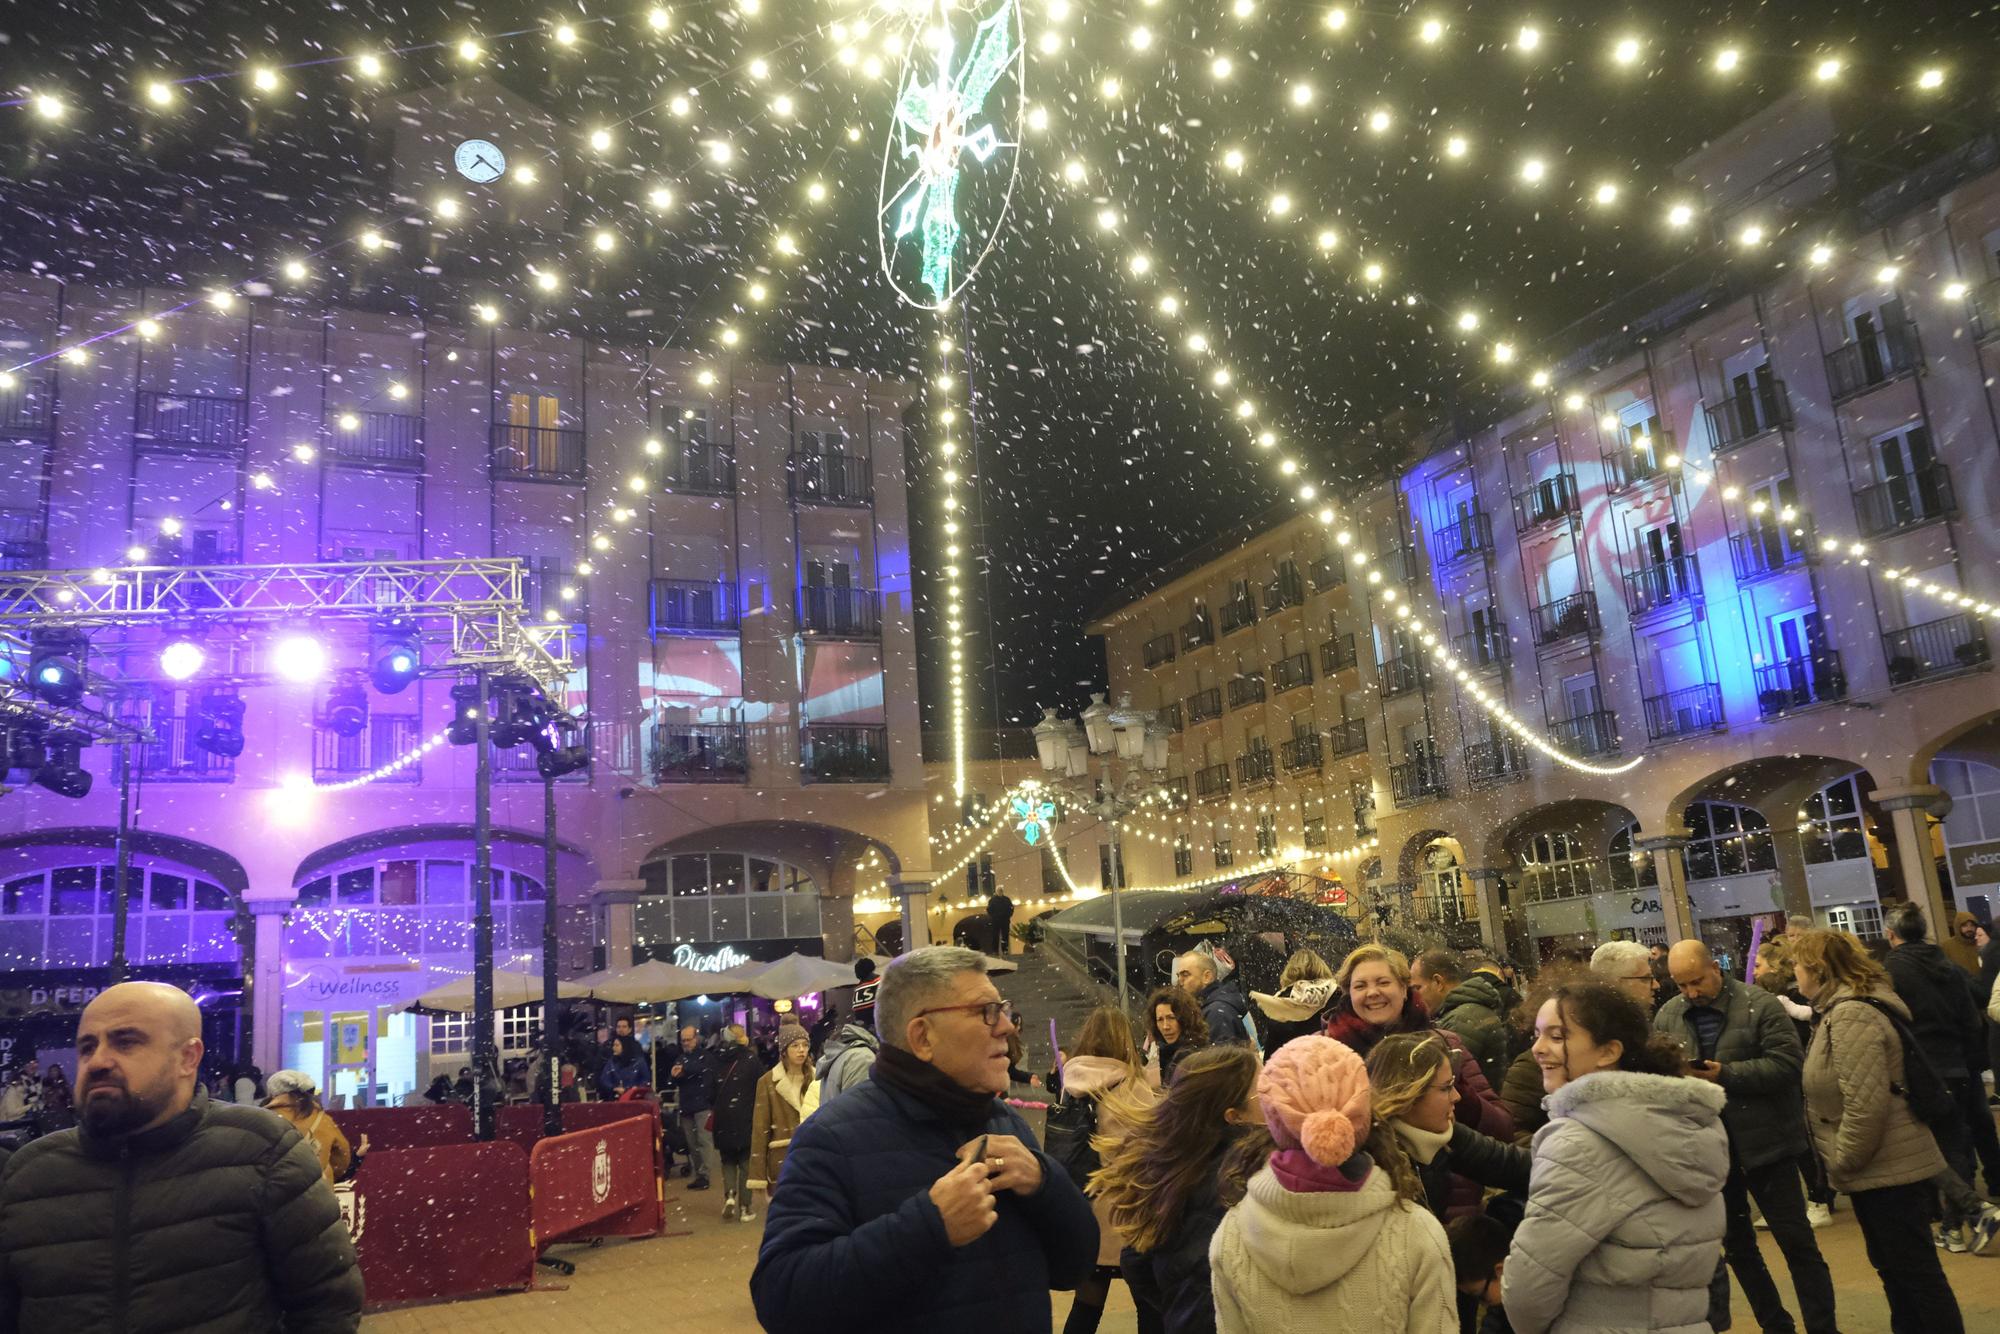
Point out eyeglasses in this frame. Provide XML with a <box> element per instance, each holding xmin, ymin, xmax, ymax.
<box><xmin>915</xmin><ymin>1000</ymin><xmax>1010</xmax><ymax>1029</ymax></box>
<box><xmin>1621</xmin><ymin>972</ymin><xmax>1655</xmax><ymax>983</ymax></box>
<box><xmin>1427</xmin><ymin>1075</ymin><xmax>1458</xmax><ymax>1095</ymax></box>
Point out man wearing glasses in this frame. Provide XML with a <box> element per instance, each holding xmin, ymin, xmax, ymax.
<box><xmin>751</xmin><ymin>946</ymin><xmax>1098</xmax><ymax>1333</ymax></box>
<box><xmin>1588</xmin><ymin>939</ymin><xmax>1661</xmax><ymax>1009</ymax></box>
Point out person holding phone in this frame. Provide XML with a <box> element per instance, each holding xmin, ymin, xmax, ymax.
<box><xmin>1655</xmin><ymin>940</ymin><xmax>1838</xmax><ymax>1334</ymax></box>
<box><xmin>750</xmin><ymin>946</ymin><xmax>1097</xmax><ymax>1334</ymax></box>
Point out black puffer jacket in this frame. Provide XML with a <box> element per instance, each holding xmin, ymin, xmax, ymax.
<box><xmin>1198</xmin><ymin>976</ymin><xmax>1253</xmax><ymax>1048</ymax></box>
<box><xmin>0</xmin><ymin>1085</ymin><xmax>363</xmax><ymax>1332</ymax></box>
<box><xmin>712</xmin><ymin>1042</ymin><xmax>766</xmax><ymax>1156</ymax></box>
<box><xmin>1884</xmin><ymin>939</ymin><xmax>1983</xmax><ymax>1078</ymax></box>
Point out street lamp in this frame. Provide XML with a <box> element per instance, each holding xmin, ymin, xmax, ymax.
<box><xmin>1032</xmin><ymin>691</ymin><xmax>1170</xmax><ymax>1014</ymax></box>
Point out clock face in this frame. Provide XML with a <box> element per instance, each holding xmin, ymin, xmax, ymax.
<box><xmin>454</xmin><ymin>139</ymin><xmax>507</xmax><ymax>183</ymax></box>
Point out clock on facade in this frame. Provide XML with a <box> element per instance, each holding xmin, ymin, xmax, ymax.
<box><xmin>453</xmin><ymin>139</ymin><xmax>507</xmax><ymax>183</ymax></box>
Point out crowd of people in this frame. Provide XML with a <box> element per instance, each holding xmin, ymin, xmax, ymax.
<box><xmin>751</xmin><ymin>909</ymin><xmax>2000</xmax><ymax>1334</ymax></box>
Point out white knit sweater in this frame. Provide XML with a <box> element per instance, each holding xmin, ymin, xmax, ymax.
<box><xmin>1209</xmin><ymin>1161</ymin><xmax>1457</xmax><ymax>1334</ymax></box>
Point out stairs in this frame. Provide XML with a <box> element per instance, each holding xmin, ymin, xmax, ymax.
<box><xmin>1002</xmin><ymin>946</ymin><xmax>1117</xmax><ymax>1071</ymax></box>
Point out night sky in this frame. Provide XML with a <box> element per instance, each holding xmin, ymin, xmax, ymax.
<box><xmin>0</xmin><ymin>0</ymin><xmax>1987</xmax><ymax>743</ymax></box>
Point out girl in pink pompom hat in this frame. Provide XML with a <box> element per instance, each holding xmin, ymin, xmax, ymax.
<box><xmin>1208</xmin><ymin>1036</ymin><xmax>1455</xmax><ymax>1334</ymax></box>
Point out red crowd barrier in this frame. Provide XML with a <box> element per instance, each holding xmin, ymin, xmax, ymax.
<box><xmin>496</xmin><ymin>1097</ymin><xmax>661</xmax><ymax>1152</ymax></box>
<box><xmin>337</xmin><ymin>1104</ymin><xmax>472</xmax><ymax>1150</ymax></box>
<box><xmin>348</xmin><ymin>1142</ymin><xmax>536</xmax><ymax>1306</ymax></box>
<box><xmin>530</xmin><ymin>1110</ymin><xmax>664</xmax><ymax>1249</ymax></box>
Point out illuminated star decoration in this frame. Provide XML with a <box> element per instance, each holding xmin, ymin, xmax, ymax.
<box><xmin>1012</xmin><ymin>792</ymin><xmax>1057</xmax><ymax>845</ymax></box>
<box><xmin>884</xmin><ymin>0</ymin><xmax>1021</xmax><ymax>305</ymax></box>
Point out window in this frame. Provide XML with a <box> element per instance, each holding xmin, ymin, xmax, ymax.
<box><xmin>1256</xmin><ymin>815</ymin><xmax>1278</xmax><ymax>857</ymax></box>
<box><xmin>1681</xmin><ymin>801</ymin><xmax>1777</xmax><ymax>880</ymax></box>
<box><xmin>1800</xmin><ymin>775</ymin><xmax>1870</xmax><ymax>865</ymax></box>
<box><xmin>634</xmin><ymin>853</ymin><xmax>822</xmax><ymax>960</ymax></box>
<box><xmin>0</xmin><ymin>860</ymin><xmax>236</xmax><ymax>969</ymax></box>
<box><xmin>1822</xmin><ymin>902</ymin><xmax>1885</xmax><ymax>942</ymax></box>
<box><xmin>1866</xmin><ymin>425</ymin><xmax>1946</xmax><ymax>528</ymax></box>
<box><xmin>1517</xmin><ymin>831</ymin><xmax>1602</xmax><ymax>903</ymax></box>
<box><xmin>1607</xmin><ymin>822</ymin><xmax>1660</xmax><ymax>892</ymax></box>
<box><xmin>1097</xmin><ymin>840</ymin><xmax>1127</xmax><ymax>889</ymax></box>
<box><xmin>1174</xmin><ymin>838</ymin><xmax>1194</xmax><ymax>878</ymax></box>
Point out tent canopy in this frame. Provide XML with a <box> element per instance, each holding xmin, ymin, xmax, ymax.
<box><xmin>411</xmin><ymin>967</ymin><xmax>590</xmax><ymax>1013</ymax></box>
<box><xmin>575</xmin><ymin>958</ymin><xmax>744</xmax><ymax>1004</ymax></box>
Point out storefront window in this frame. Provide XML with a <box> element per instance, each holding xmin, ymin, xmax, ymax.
<box><xmin>1607</xmin><ymin>822</ymin><xmax>1661</xmax><ymax>892</ymax></box>
<box><xmin>1800</xmin><ymin>775</ymin><xmax>1870</xmax><ymax>865</ymax></box>
<box><xmin>1681</xmin><ymin>801</ymin><xmax>1777</xmax><ymax>881</ymax></box>
<box><xmin>633</xmin><ymin>853</ymin><xmax>821</xmax><ymax>960</ymax></box>
<box><xmin>1517</xmin><ymin>831</ymin><xmax>1604</xmax><ymax>903</ymax></box>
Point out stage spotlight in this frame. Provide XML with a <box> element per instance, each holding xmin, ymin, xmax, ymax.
<box><xmin>447</xmin><ymin>681</ymin><xmax>485</xmax><ymax>745</ymax></box>
<box><xmin>271</xmin><ymin>634</ymin><xmax>328</xmax><ymax>684</ymax></box>
<box><xmin>535</xmin><ymin>717</ymin><xmax>590</xmax><ymax>779</ymax></box>
<box><xmin>490</xmin><ymin>679</ymin><xmax>553</xmax><ymax>749</ymax></box>
<box><xmin>193</xmin><ymin>693</ymin><xmax>246</xmax><ymax>759</ymax></box>
<box><xmin>33</xmin><ymin>730</ymin><xmax>92</xmax><ymax>799</ymax></box>
<box><xmin>2</xmin><ymin>724</ymin><xmax>48</xmax><ymax>780</ymax></box>
<box><xmin>369</xmin><ymin>624</ymin><xmax>421</xmax><ymax>694</ymax></box>
<box><xmin>28</xmin><ymin>631</ymin><xmax>87</xmax><ymax>707</ymax></box>
<box><xmin>322</xmin><ymin>676</ymin><xmax>369</xmax><ymax>738</ymax></box>
<box><xmin>159</xmin><ymin>639</ymin><xmax>205</xmax><ymax>682</ymax></box>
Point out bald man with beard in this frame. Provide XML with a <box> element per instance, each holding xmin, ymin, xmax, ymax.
<box><xmin>0</xmin><ymin>982</ymin><xmax>363</xmax><ymax>1332</ymax></box>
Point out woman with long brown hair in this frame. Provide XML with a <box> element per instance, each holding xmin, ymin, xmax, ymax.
<box><xmin>1144</xmin><ymin>985</ymin><xmax>1209</xmax><ymax>1084</ymax></box>
<box><xmin>1045</xmin><ymin>1007</ymin><xmax>1154</xmax><ymax>1334</ymax></box>
<box><xmin>1092</xmin><ymin>1045</ymin><xmax>1266</xmax><ymax>1334</ymax></box>
<box><xmin>1366</xmin><ymin>1033</ymin><xmax>1528</xmax><ymax>1226</ymax></box>
<box><xmin>1792</xmin><ymin>929</ymin><xmax>1967</xmax><ymax>1330</ymax></box>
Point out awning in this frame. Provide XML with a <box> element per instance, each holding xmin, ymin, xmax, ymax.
<box><xmin>1042</xmin><ymin>890</ymin><xmax>1210</xmax><ymax>938</ymax></box>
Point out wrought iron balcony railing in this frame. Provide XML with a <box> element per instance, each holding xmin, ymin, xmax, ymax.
<box><xmin>1825</xmin><ymin>323</ymin><xmax>1921</xmax><ymax>402</ymax></box>
<box><xmin>1755</xmin><ymin>654</ymin><xmax>1847</xmax><ymax>717</ymax></box>
<box><xmin>1884</xmin><ymin>615</ymin><xmax>1990</xmax><ymax>686</ymax></box>
<box><xmin>651</xmin><ymin>722</ymin><xmax>750</xmax><ymax>782</ymax></box>
<box><xmin>1642</xmin><ymin>683</ymin><xmax>1726</xmax><ymax>742</ymax></box>
<box><xmin>1854</xmin><ymin>463</ymin><xmax>1954</xmax><ymax>538</ymax></box>
<box><xmin>490</xmin><ymin>422</ymin><xmax>584</xmax><ymax>482</ymax></box>
<box><xmin>1706</xmin><ymin>379</ymin><xmax>1793</xmax><ymax>452</ymax></box>
<box><xmin>1530</xmin><ymin>591</ymin><xmax>1599</xmax><ymax>645</ymax></box>
<box><xmin>650</xmin><ymin>579</ymin><xmax>740</xmax><ymax>635</ymax></box>
<box><xmin>803</xmin><ymin>724</ymin><xmax>889</xmax><ymax>782</ymax></box>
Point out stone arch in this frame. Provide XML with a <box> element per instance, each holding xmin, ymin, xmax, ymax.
<box><xmin>1908</xmin><ymin>710</ymin><xmax>2000</xmax><ymax>787</ymax></box>
<box><xmin>639</xmin><ymin>819</ymin><xmax>904</xmax><ymax>897</ymax></box>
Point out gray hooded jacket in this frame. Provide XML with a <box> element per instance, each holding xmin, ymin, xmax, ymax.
<box><xmin>1501</xmin><ymin>1070</ymin><xmax>1728</xmax><ymax>1334</ymax></box>
<box><xmin>813</xmin><ymin>1021</ymin><xmax>880</xmax><ymax>1103</ymax></box>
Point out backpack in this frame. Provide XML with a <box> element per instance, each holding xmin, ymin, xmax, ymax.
<box><xmin>1041</xmin><ymin>1091</ymin><xmax>1101</xmax><ymax>1190</ymax></box>
<box><xmin>1827</xmin><ymin>996</ymin><xmax>1956</xmax><ymax>1126</ymax></box>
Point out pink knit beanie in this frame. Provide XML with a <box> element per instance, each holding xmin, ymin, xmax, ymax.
<box><xmin>1258</xmin><ymin>1035</ymin><xmax>1374</xmax><ymax>1166</ymax></box>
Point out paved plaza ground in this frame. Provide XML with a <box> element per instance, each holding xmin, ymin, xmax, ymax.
<box><xmin>364</xmin><ymin>1168</ymin><xmax>2000</xmax><ymax>1334</ymax></box>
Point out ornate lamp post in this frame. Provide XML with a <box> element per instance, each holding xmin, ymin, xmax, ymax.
<box><xmin>1032</xmin><ymin>692</ymin><xmax>1170</xmax><ymax>1014</ymax></box>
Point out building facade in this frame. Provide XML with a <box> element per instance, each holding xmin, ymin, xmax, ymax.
<box><xmin>1092</xmin><ymin>97</ymin><xmax>2000</xmax><ymax>971</ymax></box>
<box><xmin>0</xmin><ymin>269</ymin><xmax>930</xmax><ymax>1102</ymax></box>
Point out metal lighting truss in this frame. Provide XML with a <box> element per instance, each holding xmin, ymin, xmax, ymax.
<box><xmin>0</xmin><ymin>627</ymin><xmax>145</xmax><ymax>744</ymax></box>
<box><xmin>0</xmin><ymin>557</ymin><xmax>575</xmax><ymax>705</ymax></box>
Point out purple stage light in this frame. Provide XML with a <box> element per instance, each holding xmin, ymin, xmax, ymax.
<box><xmin>272</xmin><ymin>634</ymin><xmax>328</xmax><ymax>683</ymax></box>
<box><xmin>160</xmin><ymin>639</ymin><xmax>205</xmax><ymax>681</ymax></box>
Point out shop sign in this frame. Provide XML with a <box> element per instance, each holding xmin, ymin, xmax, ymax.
<box><xmin>1948</xmin><ymin>839</ymin><xmax>2000</xmax><ymax>887</ymax></box>
<box><xmin>286</xmin><ymin>964</ymin><xmax>426</xmax><ymax>1008</ymax></box>
<box><xmin>674</xmin><ymin>943</ymin><xmax>754</xmax><ymax>972</ymax></box>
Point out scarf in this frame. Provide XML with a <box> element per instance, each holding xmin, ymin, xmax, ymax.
<box><xmin>1323</xmin><ymin>994</ymin><xmax>1431</xmax><ymax>1058</ymax></box>
<box><xmin>871</xmin><ymin>1044</ymin><xmax>998</xmax><ymax>1132</ymax></box>
<box><xmin>1269</xmin><ymin>1147</ymin><xmax>1371</xmax><ymax>1194</ymax></box>
<box><xmin>1392</xmin><ymin>1118</ymin><xmax>1452</xmax><ymax>1165</ymax></box>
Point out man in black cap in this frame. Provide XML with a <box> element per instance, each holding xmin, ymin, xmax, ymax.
<box><xmin>815</xmin><ymin>960</ymin><xmax>882</xmax><ymax>1104</ymax></box>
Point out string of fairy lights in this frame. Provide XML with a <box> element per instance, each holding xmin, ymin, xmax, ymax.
<box><xmin>933</xmin><ymin>327</ymin><xmax>972</xmax><ymax>801</ymax></box>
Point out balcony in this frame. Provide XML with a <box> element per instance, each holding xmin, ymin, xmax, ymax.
<box><xmin>663</xmin><ymin>442</ymin><xmax>736</xmax><ymax>496</ymax></box>
<box><xmin>1160</xmin><ymin>702</ymin><xmax>1184</xmax><ymax>734</ymax></box>
<box><xmin>0</xmin><ymin>376</ymin><xmax>53</xmax><ymax>438</ymax></box>
<box><xmin>1262</xmin><ymin>567</ymin><xmax>1306</xmax><ymax>615</ymax></box>
<box><xmin>650</xmin><ymin>579</ymin><xmax>740</xmax><ymax>635</ymax></box>
<box><xmin>1271</xmin><ymin>650</ymin><xmax>1314</xmax><ymax>694</ymax></box>
<box><xmin>1549</xmin><ymin>709</ymin><xmax>1619</xmax><ymax>756</ymax></box>
<box><xmin>1464</xmin><ymin>736</ymin><xmax>1530</xmax><ymax>785</ymax></box>
<box><xmin>1143</xmin><ymin>633</ymin><xmax>1177</xmax><ymax>669</ymax></box>
<box><xmin>1390</xmin><ymin>754</ymin><xmax>1448</xmax><ymax>806</ymax></box>
<box><xmin>1309</xmin><ymin>553</ymin><xmax>1348</xmax><ymax>593</ymax></box>
<box><xmin>1220</xmin><ymin>597</ymin><xmax>1259</xmax><ymax>636</ymax></box>
<box><xmin>1279</xmin><ymin>733</ymin><xmax>1323</xmax><ymax>774</ymax></box>
<box><xmin>1513</xmin><ymin>473</ymin><xmax>1580</xmax><ymax>530</ymax></box>
<box><xmin>1643</xmin><ymin>683</ymin><xmax>1726</xmax><ymax>742</ymax></box>
<box><xmin>1730</xmin><ymin>522</ymin><xmax>1815</xmax><ymax>583</ymax></box>
<box><xmin>0</xmin><ymin>508</ymin><xmax>46</xmax><ymax>572</ymax></box>
<box><xmin>1972</xmin><ymin>278</ymin><xmax>2000</xmax><ymax>343</ymax></box>
<box><xmin>797</xmin><ymin>586</ymin><xmax>881</xmax><ymax>639</ymax></box>
<box><xmin>1378</xmin><ymin>652</ymin><xmax>1428</xmax><ymax>698</ymax></box>
<box><xmin>1320</xmin><ymin>633</ymin><xmax>1358</xmax><ymax>675</ymax></box>
<box><xmin>1825</xmin><ymin>324</ymin><xmax>1921</xmax><ymax>402</ymax></box>
<box><xmin>134</xmin><ymin>390</ymin><xmax>247</xmax><ymax>456</ymax></box>
<box><xmin>1854</xmin><ymin>464</ymin><xmax>1954</xmax><ymax>538</ymax></box>
<box><xmin>1187</xmin><ymin>687</ymin><xmax>1222</xmax><ymax>724</ymax></box>
<box><xmin>1180</xmin><ymin>614</ymin><xmax>1214</xmax><ymax>653</ymax></box>
<box><xmin>1755</xmin><ymin>653</ymin><xmax>1848</xmax><ymax>717</ymax></box>
<box><xmin>1453</xmin><ymin>623</ymin><xmax>1511</xmax><ymax>671</ymax></box>
<box><xmin>490</xmin><ymin>423</ymin><xmax>584</xmax><ymax>482</ymax></box>
<box><xmin>1884</xmin><ymin>614</ymin><xmax>1990</xmax><ymax>686</ymax></box>
<box><xmin>1193</xmin><ymin>762</ymin><xmax>1232</xmax><ymax>801</ymax></box>
<box><xmin>1431</xmin><ymin>511</ymin><xmax>1492</xmax><ymax>566</ymax></box>
<box><xmin>1227</xmin><ymin>674</ymin><xmax>1267</xmax><ymax>710</ymax></box>
<box><xmin>1530</xmin><ymin>591</ymin><xmax>1599</xmax><ymax>646</ymax></box>
<box><xmin>314</xmin><ymin>715</ymin><xmax>422</xmax><ymax>784</ymax></box>
<box><xmin>803</xmin><ymin>724</ymin><xmax>890</xmax><ymax>782</ymax></box>
<box><xmin>1327</xmin><ymin>717</ymin><xmax>1368</xmax><ymax>758</ymax></box>
<box><xmin>1603</xmin><ymin>434</ymin><xmax>1673</xmax><ymax>492</ymax></box>
<box><xmin>1377</xmin><ymin>542</ymin><xmax>1421</xmax><ymax>585</ymax></box>
<box><xmin>788</xmin><ymin>452</ymin><xmax>873</xmax><ymax>506</ymax></box>
<box><xmin>139</xmin><ymin>715</ymin><xmax>235</xmax><ymax>783</ymax></box>
<box><xmin>1706</xmin><ymin>380</ymin><xmax>1793</xmax><ymax>452</ymax></box>
<box><xmin>1212</xmin><ymin>842</ymin><xmax>1235</xmax><ymax>869</ymax></box>
<box><xmin>651</xmin><ymin>722</ymin><xmax>750</xmax><ymax>783</ymax></box>
<box><xmin>1303</xmin><ymin>816</ymin><xmax>1327</xmax><ymax>849</ymax></box>
<box><xmin>1623</xmin><ymin>556</ymin><xmax>1702</xmax><ymax>619</ymax></box>
<box><xmin>329</xmin><ymin>410</ymin><xmax>422</xmax><ymax>469</ymax></box>
<box><xmin>1236</xmin><ymin>747</ymin><xmax>1277</xmax><ymax>790</ymax></box>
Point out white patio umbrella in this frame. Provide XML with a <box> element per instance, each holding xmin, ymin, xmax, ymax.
<box><xmin>411</xmin><ymin>967</ymin><xmax>591</xmax><ymax>1012</ymax></box>
<box><xmin>576</xmin><ymin>958</ymin><xmax>750</xmax><ymax>1004</ymax></box>
<box><xmin>739</xmin><ymin>952</ymin><xmax>868</xmax><ymax>1000</ymax></box>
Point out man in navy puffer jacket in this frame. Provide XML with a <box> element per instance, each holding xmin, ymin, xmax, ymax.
<box><xmin>751</xmin><ymin>946</ymin><xmax>1098</xmax><ymax>1333</ymax></box>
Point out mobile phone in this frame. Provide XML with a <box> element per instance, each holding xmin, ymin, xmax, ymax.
<box><xmin>974</xmin><ymin>1134</ymin><xmax>988</xmax><ymax>1163</ymax></box>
